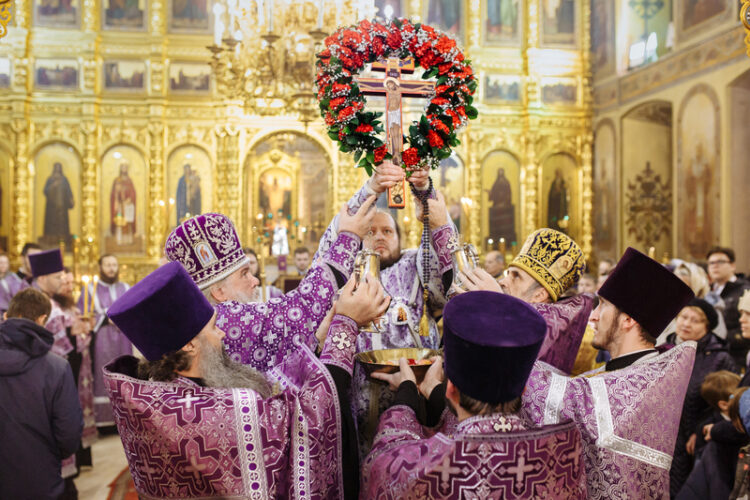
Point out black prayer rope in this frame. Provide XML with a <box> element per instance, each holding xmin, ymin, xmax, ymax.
<box><xmin>409</xmin><ymin>176</ymin><xmax>434</xmax><ymax>289</ymax></box>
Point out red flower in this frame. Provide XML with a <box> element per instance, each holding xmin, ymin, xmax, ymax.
<box><xmin>352</xmin><ymin>100</ymin><xmax>364</xmax><ymax>111</ymax></box>
<box><xmin>402</xmin><ymin>147</ymin><xmax>420</xmax><ymax>167</ymax></box>
<box><xmin>446</xmin><ymin>109</ymin><xmax>461</xmax><ymax>128</ymax></box>
<box><xmin>431</xmin><ymin>97</ymin><xmax>449</xmax><ymax>106</ymax></box>
<box><xmin>355</xmin><ymin>123</ymin><xmax>374</xmax><ymax>133</ymax></box>
<box><xmin>332</xmin><ymin>83</ymin><xmax>350</xmax><ymax>94</ymax></box>
<box><xmin>338</xmin><ymin>106</ymin><xmax>355</xmax><ymax>121</ymax></box>
<box><xmin>373</xmin><ymin>145</ymin><xmax>387</xmax><ymax>164</ymax></box>
<box><xmin>359</xmin><ymin>19</ymin><xmax>372</xmax><ymax>31</ymax></box>
<box><xmin>434</xmin><ymin>85</ymin><xmax>450</xmax><ymax>95</ymax></box>
<box><xmin>427</xmin><ymin>130</ymin><xmax>444</xmax><ymax>148</ymax></box>
<box><xmin>456</xmin><ymin>106</ymin><xmax>467</xmax><ymax>119</ymax></box>
<box><xmin>430</xmin><ymin>118</ymin><xmax>451</xmax><ymax>134</ymax></box>
<box><xmin>318</xmin><ymin>49</ymin><xmax>331</xmax><ymax>59</ymax></box>
<box><xmin>372</xmin><ymin>37</ymin><xmax>385</xmax><ymax>57</ymax></box>
<box><xmin>438</xmin><ymin>63</ymin><xmax>452</xmax><ymax>75</ymax></box>
<box><xmin>329</xmin><ymin>97</ymin><xmax>346</xmax><ymax>109</ymax></box>
<box><xmin>436</xmin><ymin>36</ymin><xmax>456</xmax><ymax>54</ymax></box>
<box><xmin>324</xmin><ymin>113</ymin><xmax>335</xmax><ymax>126</ymax></box>
<box><xmin>338</xmin><ymin>129</ymin><xmax>346</xmax><ymax>140</ymax></box>
<box><xmin>385</xmin><ymin>30</ymin><xmax>403</xmax><ymax>50</ymax></box>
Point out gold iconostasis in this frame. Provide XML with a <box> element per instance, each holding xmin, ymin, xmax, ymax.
<box><xmin>0</xmin><ymin>0</ymin><xmax>593</xmax><ymax>282</ymax></box>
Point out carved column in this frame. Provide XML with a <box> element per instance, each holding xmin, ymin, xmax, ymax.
<box><xmin>81</xmin><ymin>120</ymin><xmax>99</xmax><ymax>261</ymax></box>
<box><xmin>148</xmin><ymin>122</ymin><xmax>166</xmax><ymax>258</ymax></box>
<box><xmin>523</xmin><ymin>134</ymin><xmax>539</xmax><ymax>238</ymax></box>
<box><xmin>224</xmin><ymin>125</ymin><xmax>241</xmax><ymax>224</ymax></box>
<box><xmin>213</xmin><ymin>127</ymin><xmax>227</xmax><ymax>216</ymax></box>
<box><xmin>580</xmin><ymin>133</ymin><xmax>594</xmax><ymax>259</ymax></box>
<box><xmin>11</xmin><ymin>118</ymin><xmax>30</xmax><ymax>260</ymax></box>
<box><xmin>464</xmin><ymin>128</ymin><xmax>481</xmax><ymax>249</ymax></box>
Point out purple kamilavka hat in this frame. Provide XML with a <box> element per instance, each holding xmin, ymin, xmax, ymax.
<box><xmin>598</xmin><ymin>247</ymin><xmax>694</xmax><ymax>336</ymax></box>
<box><xmin>443</xmin><ymin>291</ymin><xmax>547</xmax><ymax>405</ymax></box>
<box><xmin>164</xmin><ymin>213</ymin><xmax>250</xmax><ymax>290</ymax></box>
<box><xmin>107</xmin><ymin>262</ymin><xmax>214</xmax><ymax>361</ymax></box>
<box><xmin>28</xmin><ymin>248</ymin><xmax>64</xmax><ymax>277</ymax></box>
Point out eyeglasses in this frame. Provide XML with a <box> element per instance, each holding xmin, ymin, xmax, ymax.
<box><xmin>707</xmin><ymin>260</ymin><xmax>731</xmax><ymax>266</ymax></box>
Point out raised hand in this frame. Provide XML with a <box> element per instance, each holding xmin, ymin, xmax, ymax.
<box><xmin>336</xmin><ymin>275</ymin><xmax>391</xmax><ymax>327</ymax></box>
<box><xmin>415</xmin><ymin>189</ymin><xmax>449</xmax><ymax>230</ymax></box>
<box><xmin>372</xmin><ymin>357</ymin><xmax>417</xmax><ymax>391</ymax></box>
<box><xmin>407</xmin><ymin>167</ymin><xmax>430</xmax><ymax>191</ymax></box>
<box><xmin>338</xmin><ymin>195</ymin><xmax>377</xmax><ymax>239</ymax></box>
<box><xmin>457</xmin><ymin>267</ymin><xmax>503</xmax><ymax>293</ymax></box>
<box><xmin>368</xmin><ymin>160</ymin><xmax>405</xmax><ymax>194</ymax></box>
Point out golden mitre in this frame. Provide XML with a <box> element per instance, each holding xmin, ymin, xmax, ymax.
<box><xmin>510</xmin><ymin>228</ymin><xmax>586</xmax><ymax>301</ymax></box>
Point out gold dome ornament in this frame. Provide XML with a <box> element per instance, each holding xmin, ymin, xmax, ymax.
<box><xmin>0</xmin><ymin>0</ymin><xmax>12</xmax><ymax>40</ymax></box>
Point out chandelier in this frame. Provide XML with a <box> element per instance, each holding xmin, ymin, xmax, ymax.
<box><xmin>209</xmin><ymin>0</ymin><xmax>373</xmax><ymax>124</ymax></box>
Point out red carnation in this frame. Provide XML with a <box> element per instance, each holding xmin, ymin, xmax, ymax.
<box><xmin>318</xmin><ymin>49</ymin><xmax>331</xmax><ymax>59</ymax></box>
<box><xmin>446</xmin><ymin>109</ymin><xmax>461</xmax><ymax>128</ymax></box>
<box><xmin>438</xmin><ymin>63</ymin><xmax>452</xmax><ymax>75</ymax></box>
<box><xmin>355</xmin><ymin>123</ymin><xmax>374</xmax><ymax>133</ymax></box>
<box><xmin>332</xmin><ymin>83</ymin><xmax>350</xmax><ymax>94</ymax></box>
<box><xmin>402</xmin><ymin>147</ymin><xmax>420</xmax><ymax>167</ymax></box>
<box><xmin>431</xmin><ymin>118</ymin><xmax>450</xmax><ymax>134</ymax></box>
<box><xmin>385</xmin><ymin>30</ymin><xmax>403</xmax><ymax>50</ymax></box>
<box><xmin>359</xmin><ymin>19</ymin><xmax>372</xmax><ymax>31</ymax></box>
<box><xmin>329</xmin><ymin>97</ymin><xmax>346</xmax><ymax>109</ymax></box>
<box><xmin>436</xmin><ymin>36</ymin><xmax>457</xmax><ymax>53</ymax></box>
<box><xmin>372</xmin><ymin>37</ymin><xmax>385</xmax><ymax>57</ymax></box>
<box><xmin>373</xmin><ymin>145</ymin><xmax>387</xmax><ymax>164</ymax></box>
<box><xmin>338</xmin><ymin>106</ymin><xmax>355</xmax><ymax>121</ymax></box>
<box><xmin>427</xmin><ymin>130</ymin><xmax>444</xmax><ymax>148</ymax></box>
<box><xmin>434</xmin><ymin>85</ymin><xmax>450</xmax><ymax>95</ymax></box>
<box><xmin>338</xmin><ymin>129</ymin><xmax>346</xmax><ymax>140</ymax></box>
<box><xmin>431</xmin><ymin>97</ymin><xmax>449</xmax><ymax>106</ymax></box>
<box><xmin>457</xmin><ymin>106</ymin><xmax>467</xmax><ymax>118</ymax></box>
<box><xmin>353</xmin><ymin>100</ymin><xmax>364</xmax><ymax>111</ymax></box>
<box><xmin>325</xmin><ymin>113</ymin><xmax>335</xmax><ymax>126</ymax></box>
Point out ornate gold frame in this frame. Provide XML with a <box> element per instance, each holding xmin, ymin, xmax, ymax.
<box><xmin>0</xmin><ymin>0</ymin><xmax>593</xmax><ymax>282</ymax></box>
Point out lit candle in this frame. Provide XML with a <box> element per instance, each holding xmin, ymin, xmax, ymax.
<box><xmin>268</xmin><ymin>0</ymin><xmax>274</xmax><ymax>32</ymax></box>
<box><xmin>499</xmin><ymin>237</ymin><xmax>506</xmax><ymax>254</ymax></box>
<box><xmin>82</xmin><ymin>275</ymin><xmax>90</xmax><ymax>317</ymax></box>
<box><xmin>90</xmin><ymin>275</ymin><xmax>99</xmax><ymax>316</ymax></box>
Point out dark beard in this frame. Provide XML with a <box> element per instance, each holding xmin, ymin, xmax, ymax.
<box><xmin>52</xmin><ymin>293</ymin><xmax>75</xmax><ymax>310</ymax></box>
<box><xmin>591</xmin><ymin>314</ymin><xmax>620</xmax><ymax>351</ymax></box>
<box><xmin>99</xmin><ymin>271</ymin><xmax>119</xmax><ymax>284</ymax></box>
<box><xmin>380</xmin><ymin>253</ymin><xmax>400</xmax><ymax>269</ymax></box>
<box><xmin>197</xmin><ymin>336</ymin><xmax>272</xmax><ymax>397</ymax></box>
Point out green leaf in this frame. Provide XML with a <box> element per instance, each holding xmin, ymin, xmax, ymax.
<box><xmin>437</xmin><ymin>76</ymin><xmax>448</xmax><ymax>87</ymax></box>
<box><xmin>350</xmin><ymin>117</ymin><xmax>359</xmax><ymax>126</ymax></box>
<box><xmin>468</xmin><ymin>80</ymin><xmax>478</xmax><ymax>92</ymax></box>
<box><xmin>346</xmin><ymin>135</ymin><xmax>358</xmax><ymax>145</ymax></box>
<box><xmin>354</xmin><ymin>150</ymin><xmax>363</xmax><ymax>163</ymax></box>
<box><xmin>328</xmin><ymin>131</ymin><xmax>339</xmax><ymax>141</ymax></box>
<box><xmin>466</xmin><ymin>106</ymin><xmax>479</xmax><ymax>119</ymax></box>
<box><xmin>366</xmin><ymin>151</ymin><xmax>374</xmax><ymax>162</ymax></box>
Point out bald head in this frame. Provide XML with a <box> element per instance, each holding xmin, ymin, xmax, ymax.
<box><xmin>484</xmin><ymin>250</ymin><xmax>505</xmax><ymax>278</ymax></box>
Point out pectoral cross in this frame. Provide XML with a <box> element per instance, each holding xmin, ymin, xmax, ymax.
<box><xmin>355</xmin><ymin>57</ymin><xmax>435</xmax><ymax>208</ymax></box>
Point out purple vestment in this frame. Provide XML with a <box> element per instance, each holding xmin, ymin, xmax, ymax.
<box><xmin>0</xmin><ymin>272</ymin><xmax>28</xmax><ymax>311</ymax></box>
<box><xmin>362</xmin><ymin>406</ymin><xmax>587</xmax><ymax>499</ymax></box>
<box><xmin>521</xmin><ymin>342</ymin><xmax>697</xmax><ymax>499</ymax></box>
<box><xmin>218</xmin><ymin>231</ymin><xmax>360</xmax><ymax>371</ymax></box>
<box><xmin>77</xmin><ymin>280</ymin><xmax>132</xmax><ymax>426</ymax></box>
<box><xmin>534</xmin><ymin>293</ymin><xmax>595</xmax><ymax>374</ymax></box>
<box><xmin>104</xmin><ymin>334</ymin><xmax>351</xmax><ymax>499</ymax></box>
<box><xmin>315</xmin><ymin>184</ymin><xmax>455</xmax><ymax>456</ymax></box>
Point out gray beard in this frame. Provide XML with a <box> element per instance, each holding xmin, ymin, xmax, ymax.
<box><xmin>196</xmin><ymin>336</ymin><xmax>272</xmax><ymax>398</ymax></box>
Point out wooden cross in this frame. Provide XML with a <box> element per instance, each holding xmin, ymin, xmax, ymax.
<box><xmin>355</xmin><ymin>57</ymin><xmax>435</xmax><ymax>208</ymax></box>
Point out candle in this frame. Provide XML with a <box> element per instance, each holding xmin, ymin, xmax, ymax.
<box><xmin>82</xmin><ymin>275</ymin><xmax>90</xmax><ymax>317</ymax></box>
<box><xmin>648</xmin><ymin>246</ymin><xmax>656</xmax><ymax>259</ymax></box>
<box><xmin>499</xmin><ymin>238</ymin><xmax>506</xmax><ymax>254</ymax></box>
<box><xmin>91</xmin><ymin>275</ymin><xmax>99</xmax><ymax>316</ymax></box>
<box><xmin>268</xmin><ymin>0</ymin><xmax>274</xmax><ymax>32</ymax></box>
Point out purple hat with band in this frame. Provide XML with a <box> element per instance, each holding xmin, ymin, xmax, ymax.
<box><xmin>443</xmin><ymin>291</ymin><xmax>547</xmax><ymax>405</ymax></box>
<box><xmin>164</xmin><ymin>213</ymin><xmax>250</xmax><ymax>290</ymax></box>
<box><xmin>29</xmin><ymin>249</ymin><xmax>64</xmax><ymax>277</ymax></box>
<box><xmin>107</xmin><ymin>262</ymin><xmax>215</xmax><ymax>361</ymax></box>
<box><xmin>598</xmin><ymin>247</ymin><xmax>695</xmax><ymax>336</ymax></box>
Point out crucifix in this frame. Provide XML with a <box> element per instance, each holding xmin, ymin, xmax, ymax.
<box><xmin>355</xmin><ymin>57</ymin><xmax>435</xmax><ymax>208</ymax></box>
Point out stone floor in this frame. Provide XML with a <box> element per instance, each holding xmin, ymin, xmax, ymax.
<box><xmin>75</xmin><ymin>434</ymin><xmax>129</xmax><ymax>500</ymax></box>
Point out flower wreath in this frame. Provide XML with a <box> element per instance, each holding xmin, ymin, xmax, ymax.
<box><xmin>316</xmin><ymin>18</ymin><xmax>478</xmax><ymax>175</ymax></box>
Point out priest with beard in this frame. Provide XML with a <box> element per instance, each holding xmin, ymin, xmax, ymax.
<box><xmin>29</xmin><ymin>250</ymin><xmax>95</xmax><ymax>482</ymax></box>
<box><xmin>104</xmin><ymin>262</ymin><xmax>389</xmax><ymax>499</ymax></box>
<box><xmin>313</xmin><ymin>162</ymin><xmax>457</xmax><ymax>456</ymax></box>
<box><xmin>76</xmin><ymin>254</ymin><xmax>132</xmax><ymax>430</ymax></box>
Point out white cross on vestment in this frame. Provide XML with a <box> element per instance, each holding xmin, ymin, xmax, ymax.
<box><xmin>185</xmin><ymin>455</ymin><xmax>207</xmax><ymax>480</ymax></box>
<box><xmin>507</xmin><ymin>450</ymin><xmax>535</xmax><ymax>486</ymax></box>
<box><xmin>177</xmin><ymin>391</ymin><xmax>200</xmax><ymax>409</ymax></box>
<box><xmin>434</xmin><ymin>455</ymin><xmax>462</xmax><ymax>488</ymax></box>
<box><xmin>492</xmin><ymin>416</ymin><xmax>512</xmax><ymax>432</ymax></box>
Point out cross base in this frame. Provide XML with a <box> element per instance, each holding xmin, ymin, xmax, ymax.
<box><xmin>387</xmin><ymin>180</ymin><xmax>406</xmax><ymax>208</ymax></box>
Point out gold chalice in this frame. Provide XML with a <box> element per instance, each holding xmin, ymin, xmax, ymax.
<box><xmin>356</xmin><ymin>347</ymin><xmax>441</xmax><ymax>384</ymax></box>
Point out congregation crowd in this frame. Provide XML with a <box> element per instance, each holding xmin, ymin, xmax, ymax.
<box><xmin>2</xmin><ymin>161</ymin><xmax>750</xmax><ymax>499</ymax></box>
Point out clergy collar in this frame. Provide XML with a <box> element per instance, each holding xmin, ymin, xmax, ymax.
<box><xmin>605</xmin><ymin>348</ymin><xmax>658</xmax><ymax>372</ymax></box>
<box><xmin>456</xmin><ymin>412</ymin><xmax>527</xmax><ymax>435</ymax></box>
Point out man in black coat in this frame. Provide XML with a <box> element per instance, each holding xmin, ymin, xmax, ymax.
<box><xmin>0</xmin><ymin>288</ymin><xmax>83</xmax><ymax>500</ymax></box>
<box><xmin>706</xmin><ymin>247</ymin><xmax>750</xmax><ymax>366</ymax></box>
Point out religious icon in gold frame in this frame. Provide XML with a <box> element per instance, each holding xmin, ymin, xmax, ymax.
<box><xmin>101</xmin><ymin>145</ymin><xmax>147</xmax><ymax>254</ymax></box>
<box><xmin>34</xmin><ymin>0</ymin><xmax>78</xmax><ymax>28</ymax></box>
